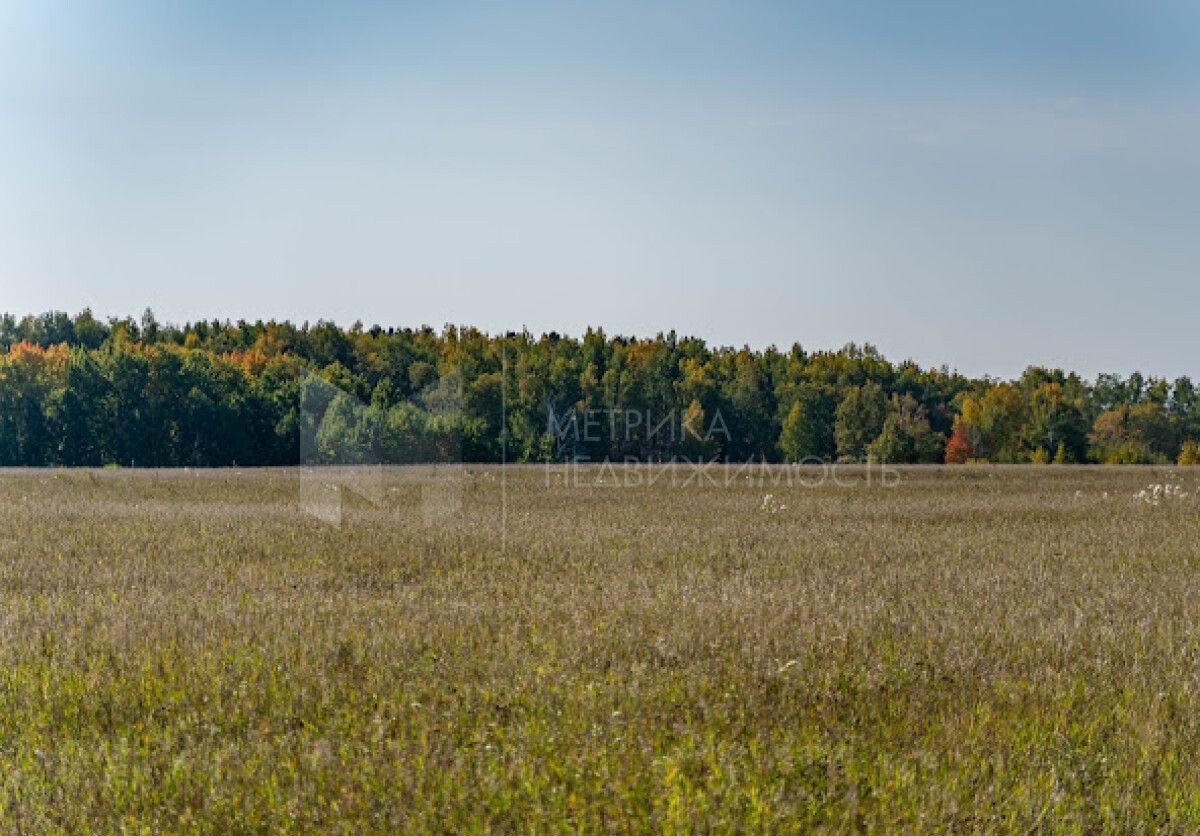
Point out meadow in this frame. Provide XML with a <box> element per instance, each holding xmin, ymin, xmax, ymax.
<box><xmin>1</xmin><ymin>464</ymin><xmax>1199</xmax><ymax>832</ymax></box>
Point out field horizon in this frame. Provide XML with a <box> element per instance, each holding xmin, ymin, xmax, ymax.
<box><xmin>8</xmin><ymin>0</ymin><xmax>1199</xmax><ymax>829</ymax></box>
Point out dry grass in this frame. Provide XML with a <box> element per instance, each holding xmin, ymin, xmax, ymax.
<box><xmin>2</xmin><ymin>464</ymin><xmax>1200</xmax><ymax>831</ymax></box>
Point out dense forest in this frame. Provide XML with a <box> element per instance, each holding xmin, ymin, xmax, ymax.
<box><xmin>1</xmin><ymin>309</ymin><xmax>1198</xmax><ymax>467</ymax></box>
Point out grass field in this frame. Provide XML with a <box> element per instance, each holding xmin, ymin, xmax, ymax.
<box><xmin>2</xmin><ymin>464</ymin><xmax>1200</xmax><ymax>831</ymax></box>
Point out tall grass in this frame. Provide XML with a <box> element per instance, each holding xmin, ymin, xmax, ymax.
<box><xmin>1</xmin><ymin>465</ymin><xmax>1198</xmax><ymax>831</ymax></box>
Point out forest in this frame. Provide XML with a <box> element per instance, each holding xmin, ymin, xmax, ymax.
<box><xmin>1</xmin><ymin>309</ymin><xmax>1197</xmax><ymax>467</ymax></box>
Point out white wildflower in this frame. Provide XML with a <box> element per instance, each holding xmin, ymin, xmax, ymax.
<box><xmin>760</xmin><ymin>494</ymin><xmax>786</xmax><ymax>514</ymax></box>
<box><xmin>1136</xmin><ymin>482</ymin><xmax>1189</xmax><ymax>506</ymax></box>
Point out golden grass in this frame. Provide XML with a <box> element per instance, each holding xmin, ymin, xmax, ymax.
<box><xmin>1</xmin><ymin>465</ymin><xmax>1199</xmax><ymax>831</ymax></box>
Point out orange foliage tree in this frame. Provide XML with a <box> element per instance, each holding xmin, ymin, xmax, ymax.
<box><xmin>944</xmin><ymin>423</ymin><xmax>973</xmax><ymax>464</ymax></box>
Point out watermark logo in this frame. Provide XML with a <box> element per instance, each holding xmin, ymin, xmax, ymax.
<box><xmin>297</xmin><ymin>371</ymin><xmax>467</xmax><ymax>527</ymax></box>
<box><xmin>543</xmin><ymin>457</ymin><xmax>901</xmax><ymax>489</ymax></box>
<box><xmin>542</xmin><ymin>404</ymin><xmax>900</xmax><ymax>489</ymax></box>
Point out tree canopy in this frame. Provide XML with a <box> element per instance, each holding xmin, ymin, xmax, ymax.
<box><xmin>1</xmin><ymin>310</ymin><xmax>1197</xmax><ymax>466</ymax></box>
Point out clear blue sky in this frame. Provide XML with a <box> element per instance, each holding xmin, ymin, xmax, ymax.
<box><xmin>2</xmin><ymin>1</ymin><xmax>1197</xmax><ymax>379</ymax></box>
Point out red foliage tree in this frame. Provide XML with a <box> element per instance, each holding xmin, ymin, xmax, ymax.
<box><xmin>944</xmin><ymin>423</ymin><xmax>973</xmax><ymax>464</ymax></box>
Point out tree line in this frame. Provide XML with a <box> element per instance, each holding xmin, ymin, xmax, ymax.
<box><xmin>1</xmin><ymin>309</ymin><xmax>1197</xmax><ymax>467</ymax></box>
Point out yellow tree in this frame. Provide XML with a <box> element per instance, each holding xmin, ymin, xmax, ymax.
<box><xmin>957</xmin><ymin>383</ymin><xmax>1026</xmax><ymax>462</ymax></box>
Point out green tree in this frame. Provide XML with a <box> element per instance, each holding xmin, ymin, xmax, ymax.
<box><xmin>1021</xmin><ymin>383</ymin><xmax>1087</xmax><ymax>463</ymax></box>
<box><xmin>866</xmin><ymin>394</ymin><xmax>943</xmax><ymax>463</ymax></box>
<box><xmin>834</xmin><ymin>382</ymin><xmax>887</xmax><ymax>461</ymax></box>
<box><xmin>778</xmin><ymin>399</ymin><xmax>817</xmax><ymax>462</ymax></box>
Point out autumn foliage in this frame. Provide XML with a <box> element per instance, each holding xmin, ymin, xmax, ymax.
<box><xmin>944</xmin><ymin>424</ymin><xmax>973</xmax><ymax>464</ymax></box>
<box><xmin>2</xmin><ymin>310</ymin><xmax>1200</xmax><ymax>467</ymax></box>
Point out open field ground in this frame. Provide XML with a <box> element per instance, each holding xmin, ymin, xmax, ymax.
<box><xmin>2</xmin><ymin>465</ymin><xmax>1200</xmax><ymax>831</ymax></box>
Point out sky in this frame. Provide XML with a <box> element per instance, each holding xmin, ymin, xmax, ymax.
<box><xmin>1</xmin><ymin>0</ymin><xmax>1198</xmax><ymax>380</ymax></box>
